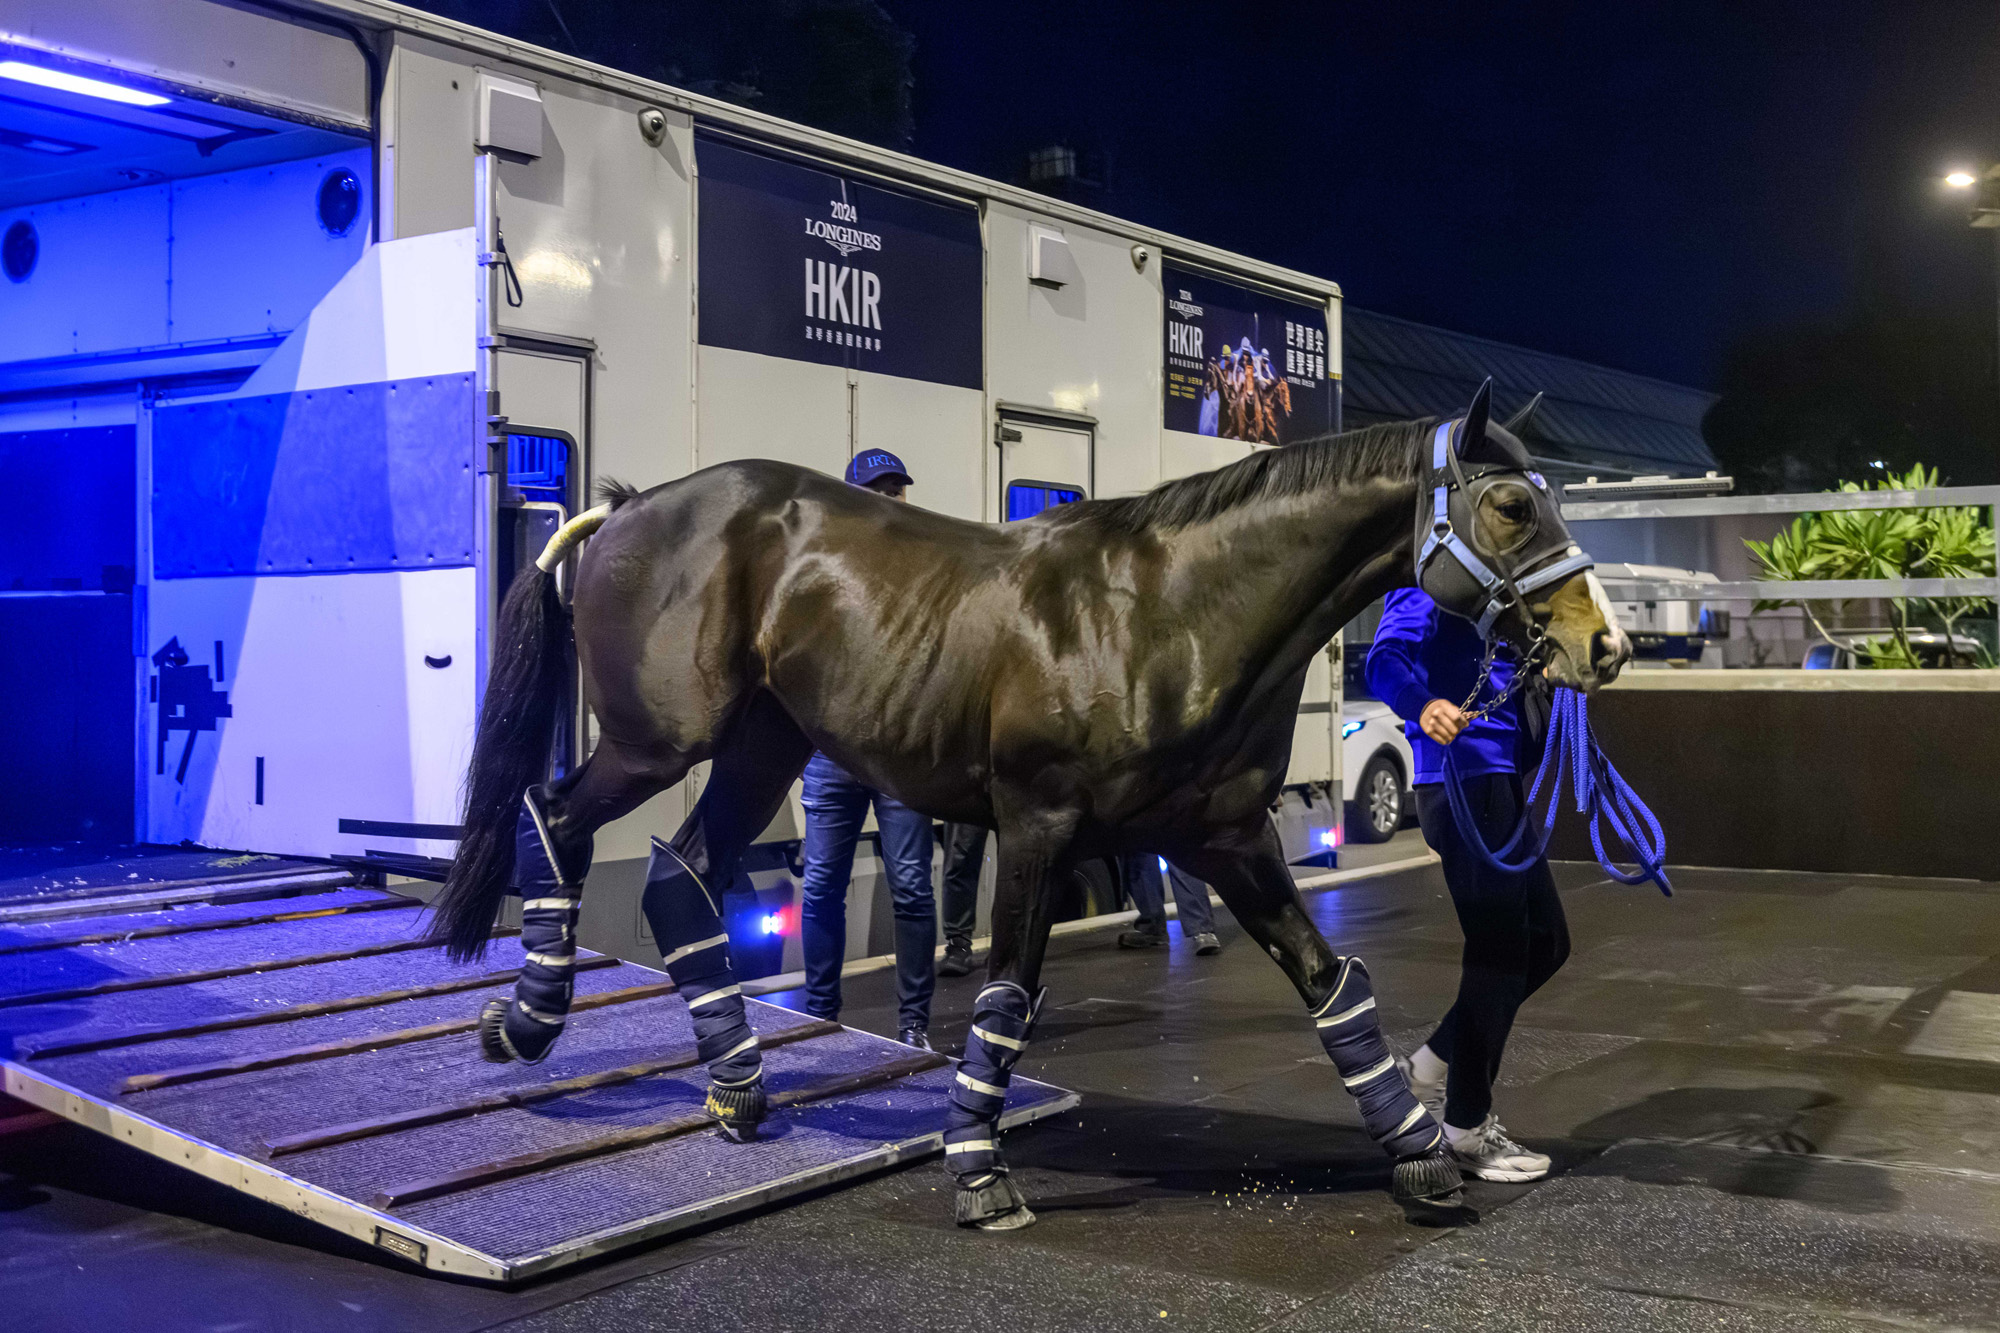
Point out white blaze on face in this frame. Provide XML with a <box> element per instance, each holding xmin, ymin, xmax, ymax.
<box><xmin>1584</xmin><ymin>571</ymin><xmax>1631</xmax><ymax>664</ymax></box>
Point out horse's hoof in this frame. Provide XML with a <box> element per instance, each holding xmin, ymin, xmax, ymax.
<box><xmin>954</xmin><ymin>1172</ymin><xmax>1033</xmax><ymax>1230</ymax></box>
<box><xmin>1393</xmin><ymin>1150</ymin><xmax>1479</xmax><ymax>1228</ymax></box>
<box><xmin>481</xmin><ymin>997</ymin><xmax>560</xmax><ymax>1064</ymax></box>
<box><xmin>478</xmin><ymin>998</ymin><xmax>515</xmax><ymax>1064</ymax></box>
<box><xmin>706</xmin><ymin>1079</ymin><xmax>767</xmax><ymax>1142</ymax></box>
<box><xmin>1399</xmin><ymin>1188</ymin><xmax>1478</xmax><ymax>1227</ymax></box>
<box><xmin>975</xmin><ymin>1203</ymin><xmax>1036</xmax><ymax>1232</ymax></box>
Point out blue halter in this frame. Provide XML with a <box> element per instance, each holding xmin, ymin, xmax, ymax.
<box><xmin>1415</xmin><ymin>420</ymin><xmax>1595</xmax><ymax>640</ymax></box>
<box><xmin>1420</xmin><ymin>418</ymin><xmax>1671</xmax><ymax>894</ymax></box>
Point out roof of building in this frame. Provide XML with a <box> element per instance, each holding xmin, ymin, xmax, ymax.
<box><xmin>1340</xmin><ymin>307</ymin><xmax>1719</xmax><ymax>479</ymax></box>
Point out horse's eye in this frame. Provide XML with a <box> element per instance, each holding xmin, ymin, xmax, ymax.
<box><xmin>1500</xmin><ymin>502</ymin><xmax>1531</xmax><ymax>522</ymax></box>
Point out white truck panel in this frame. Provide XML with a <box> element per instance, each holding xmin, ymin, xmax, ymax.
<box><xmin>984</xmin><ymin>203</ymin><xmax>1164</xmax><ymax>507</ymax></box>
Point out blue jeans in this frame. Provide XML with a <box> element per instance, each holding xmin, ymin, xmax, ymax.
<box><xmin>1125</xmin><ymin>855</ymin><xmax>1216</xmax><ymax>936</ymax></box>
<box><xmin>800</xmin><ymin>753</ymin><xmax>937</xmax><ymax>1030</ymax></box>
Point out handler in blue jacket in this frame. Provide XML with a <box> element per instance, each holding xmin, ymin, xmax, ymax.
<box><xmin>1364</xmin><ymin>587</ymin><xmax>1564</xmax><ymax>1182</ymax></box>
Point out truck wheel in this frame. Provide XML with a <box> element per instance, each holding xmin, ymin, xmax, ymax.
<box><xmin>1347</xmin><ymin>754</ymin><xmax>1403</xmax><ymax>844</ymax></box>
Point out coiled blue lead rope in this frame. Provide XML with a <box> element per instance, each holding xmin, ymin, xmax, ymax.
<box><xmin>1442</xmin><ymin>688</ymin><xmax>1673</xmax><ymax>895</ymax></box>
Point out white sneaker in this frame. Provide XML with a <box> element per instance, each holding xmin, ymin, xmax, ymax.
<box><xmin>1395</xmin><ymin>1051</ymin><xmax>1446</xmax><ymax>1121</ymax></box>
<box><xmin>1446</xmin><ymin>1114</ymin><xmax>1550</xmax><ymax>1182</ymax></box>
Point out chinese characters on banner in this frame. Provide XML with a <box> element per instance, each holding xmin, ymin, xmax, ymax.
<box><xmin>1162</xmin><ymin>262</ymin><xmax>1335</xmax><ymax>445</ymax></box>
<box><xmin>695</xmin><ymin>134</ymin><xmax>983</xmax><ymax>390</ymax></box>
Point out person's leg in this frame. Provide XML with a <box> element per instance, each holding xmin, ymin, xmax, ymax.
<box><xmin>1118</xmin><ymin>854</ymin><xmax>1169</xmax><ymax>946</ymax></box>
<box><xmin>1414</xmin><ymin>774</ymin><xmax>1551</xmax><ymax>1180</ymax></box>
<box><xmin>1416</xmin><ymin>774</ymin><xmax>1539</xmax><ymax>1128</ymax></box>
<box><xmin>1166</xmin><ymin>862</ymin><xmax>1217</xmax><ymax>938</ymax></box>
<box><xmin>798</xmin><ymin>754</ymin><xmax>868</xmax><ymax>1020</ymax></box>
<box><xmin>1410</xmin><ymin>788</ymin><xmax>1459</xmax><ymax>1065</ymax></box>
<box><xmin>1520</xmin><ymin>854</ymin><xmax>1571</xmax><ymax>1001</ymax></box>
<box><xmin>873</xmin><ymin>788</ymin><xmax>938</xmax><ymax>1036</ymax></box>
<box><xmin>940</xmin><ymin>822</ymin><xmax>988</xmax><ymax>956</ymax></box>
<box><xmin>1399</xmin><ymin>784</ymin><xmax>1459</xmax><ymax>1113</ymax></box>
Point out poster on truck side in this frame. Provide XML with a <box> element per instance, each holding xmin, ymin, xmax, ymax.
<box><xmin>696</xmin><ymin>133</ymin><xmax>983</xmax><ymax>390</ymax></box>
<box><xmin>1163</xmin><ymin>262</ymin><xmax>1335</xmax><ymax>445</ymax></box>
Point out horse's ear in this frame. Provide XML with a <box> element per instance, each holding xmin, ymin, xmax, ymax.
<box><xmin>1456</xmin><ymin>379</ymin><xmax>1497</xmax><ymax>462</ymax></box>
<box><xmin>1502</xmin><ymin>391</ymin><xmax>1544</xmax><ymax>436</ymax></box>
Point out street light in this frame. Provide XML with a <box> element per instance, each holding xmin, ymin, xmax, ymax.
<box><xmin>1945</xmin><ymin>166</ymin><xmax>2000</xmax><ymax>391</ymax></box>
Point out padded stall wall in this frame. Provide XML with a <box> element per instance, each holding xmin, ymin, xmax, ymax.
<box><xmin>0</xmin><ymin>149</ymin><xmax>371</xmax><ymax>368</ymax></box>
<box><xmin>146</xmin><ymin>229</ymin><xmax>479</xmax><ymax>859</ymax></box>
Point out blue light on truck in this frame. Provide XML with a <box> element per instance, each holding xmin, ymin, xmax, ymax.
<box><xmin>0</xmin><ymin>60</ymin><xmax>171</xmax><ymax>107</ymax></box>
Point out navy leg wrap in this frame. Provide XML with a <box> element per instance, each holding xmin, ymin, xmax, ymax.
<box><xmin>944</xmin><ymin>982</ymin><xmax>1038</xmax><ymax>1187</ymax></box>
<box><xmin>481</xmin><ymin>788</ymin><xmax>589</xmax><ymax>1065</ymax></box>
<box><xmin>1313</xmin><ymin>956</ymin><xmax>1443</xmax><ymax>1160</ymax></box>
<box><xmin>641</xmin><ymin>837</ymin><xmax>763</xmax><ymax>1132</ymax></box>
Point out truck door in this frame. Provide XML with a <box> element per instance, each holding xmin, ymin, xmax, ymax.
<box><xmin>997</xmin><ymin>413</ymin><xmax>1093</xmax><ymax>517</ymax></box>
<box><xmin>493</xmin><ymin>340</ymin><xmax>589</xmax><ymax>775</ymax></box>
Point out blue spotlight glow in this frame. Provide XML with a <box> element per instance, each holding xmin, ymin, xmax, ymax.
<box><xmin>1317</xmin><ymin>828</ymin><xmax>1340</xmax><ymax>849</ymax></box>
<box><xmin>759</xmin><ymin>909</ymin><xmax>788</xmax><ymax>936</ymax></box>
<box><xmin>1341</xmin><ymin>719</ymin><xmax>1364</xmax><ymax>738</ymax></box>
<box><xmin>1157</xmin><ymin>857</ymin><xmax>1168</xmax><ymax>873</ymax></box>
<box><xmin>0</xmin><ymin>60</ymin><xmax>171</xmax><ymax>107</ymax></box>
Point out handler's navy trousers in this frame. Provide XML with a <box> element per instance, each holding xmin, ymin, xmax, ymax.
<box><xmin>1415</xmin><ymin>772</ymin><xmax>1571</xmax><ymax>1129</ymax></box>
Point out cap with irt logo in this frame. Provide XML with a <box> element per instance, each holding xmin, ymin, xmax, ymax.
<box><xmin>844</xmin><ymin>450</ymin><xmax>913</xmax><ymax>487</ymax></box>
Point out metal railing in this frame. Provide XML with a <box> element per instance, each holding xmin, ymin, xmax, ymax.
<box><xmin>1562</xmin><ymin>485</ymin><xmax>2000</xmax><ymax>603</ymax></box>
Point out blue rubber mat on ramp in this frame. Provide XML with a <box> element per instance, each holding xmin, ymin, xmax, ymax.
<box><xmin>1</xmin><ymin>880</ymin><xmax>1076</xmax><ymax>1282</ymax></box>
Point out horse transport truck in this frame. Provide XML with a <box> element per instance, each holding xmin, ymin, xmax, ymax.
<box><xmin>0</xmin><ymin>0</ymin><xmax>1352</xmax><ymax>971</ymax></box>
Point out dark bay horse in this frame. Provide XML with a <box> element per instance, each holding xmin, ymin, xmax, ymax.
<box><xmin>430</xmin><ymin>386</ymin><xmax>1627</xmax><ymax>1230</ymax></box>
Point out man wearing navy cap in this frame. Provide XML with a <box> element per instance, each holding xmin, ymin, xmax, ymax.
<box><xmin>846</xmin><ymin>449</ymin><xmax>911</xmax><ymax>498</ymax></box>
<box><xmin>797</xmin><ymin>448</ymin><xmax>938</xmax><ymax>1048</ymax></box>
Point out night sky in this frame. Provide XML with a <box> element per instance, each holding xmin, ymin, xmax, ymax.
<box><xmin>883</xmin><ymin>1</ymin><xmax>2000</xmax><ymax>390</ymax></box>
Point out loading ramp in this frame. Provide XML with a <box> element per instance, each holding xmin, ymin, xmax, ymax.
<box><xmin>0</xmin><ymin>874</ymin><xmax>1075</xmax><ymax>1282</ymax></box>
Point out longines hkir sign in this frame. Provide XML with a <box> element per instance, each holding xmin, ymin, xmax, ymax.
<box><xmin>695</xmin><ymin>134</ymin><xmax>983</xmax><ymax>391</ymax></box>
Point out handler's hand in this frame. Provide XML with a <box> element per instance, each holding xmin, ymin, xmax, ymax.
<box><xmin>1420</xmin><ymin>698</ymin><xmax>1468</xmax><ymax>745</ymax></box>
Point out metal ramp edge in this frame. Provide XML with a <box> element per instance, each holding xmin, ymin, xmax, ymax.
<box><xmin>1</xmin><ymin>1061</ymin><xmax>507</xmax><ymax>1277</ymax></box>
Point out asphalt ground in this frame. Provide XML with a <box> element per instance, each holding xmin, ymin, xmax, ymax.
<box><xmin>5</xmin><ymin>829</ymin><xmax>1998</xmax><ymax>1332</ymax></box>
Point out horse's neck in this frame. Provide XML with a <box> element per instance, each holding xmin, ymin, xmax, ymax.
<box><xmin>1164</xmin><ymin>473</ymin><xmax>1416</xmax><ymax>704</ymax></box>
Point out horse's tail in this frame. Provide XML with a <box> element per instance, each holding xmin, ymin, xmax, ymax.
<box><xmin>429</xmin><ymin>482</ymin><xmax>637</xmax><ymax>961</ymax></box>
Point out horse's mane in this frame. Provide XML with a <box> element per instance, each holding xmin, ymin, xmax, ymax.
<box><xmin>1058</xmin><ymin>417</ymin><xmax>1435</xmax><ymax>537</ymax></box>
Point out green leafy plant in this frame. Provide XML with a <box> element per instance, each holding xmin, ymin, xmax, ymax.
<box><xmin>1743</xmin><ymin>464</ymin><xmax>1995</xmax><ymax>667</ymax></box>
